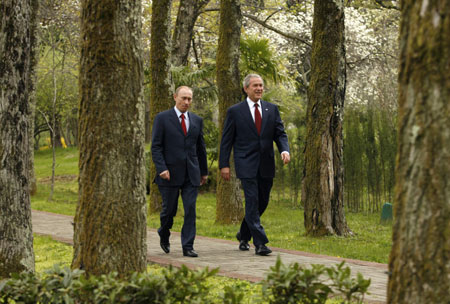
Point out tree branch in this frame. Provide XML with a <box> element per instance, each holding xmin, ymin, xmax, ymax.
<box><xmin>201</xmin><ymin>8</ymin><xmax>311</xmax><ymax>47</ymax></box>
<box><xmin>242</xmin><ymin>13</ymin><xmax>311</xmax><ymax>46</ymax></box>
<box><xmin>37</xmin><ymin>108</ymin><xmax>54</xmax><ymax>134</ymax></box>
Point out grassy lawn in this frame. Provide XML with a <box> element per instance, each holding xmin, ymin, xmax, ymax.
<box><xmin>32</xmin><ymin>147</ymin><xmax>392</xmax><ymax>264</ymax></box>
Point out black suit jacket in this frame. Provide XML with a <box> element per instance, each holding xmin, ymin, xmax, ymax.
<box><xmin>219</xmin><ymin>100</ymin><xmax>289</xmax><ymax>179</ymax></box>
<box><xmin>151</xmin><ymin>109</ymin><xmax>208</xmax><ymax>186</ymax></box>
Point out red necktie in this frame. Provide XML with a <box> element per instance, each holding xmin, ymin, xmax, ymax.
<box><xmin>180</xmin><ymin>113</ymin><xmax>187</xmax><ymax>136</ymax></box>
<box><xmin>254</xmin><ymin>103</ymin><xmax>261</xmax><ymax>135</ymax></box>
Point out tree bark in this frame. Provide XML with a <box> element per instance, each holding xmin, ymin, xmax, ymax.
<box><xmin>171</xmin><ymin>0</ymin><xmax>210</xmax><ymax>67</ymax></box>
<box><xmin>387</xmin><ymin>1</ymin><xmax>450</xmax><ymax>303</ymax></box>
<box><xmin>28</xmin><ymin>0</ymin><xmax>39</xmax><ymax>196</ymax></box>
<box><xmin>72</xmin><ymin>0</ymin><xmax>147</xmax><ymax>276</ymax></box>
<box><xmin>215</xmin><ymin>0</ymin><xmax>244</xmax><ymax>224</ymax></box>
<box><xmin>0</xmin><ymin>0</ymin><xmax>38</xmax><ymax>277</ymax></box>
<box><xmin>148</xmin><ymin>0</ymin><xmax>173</xmax><ymax>214</ymax></box>
<box><xmin>302</xmin><ymin>0</ymin><xmax>351</xmax><ymax>236</ymax></box>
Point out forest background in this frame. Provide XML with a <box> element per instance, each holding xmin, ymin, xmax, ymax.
<box><xmin>4</xmin><ymin>1</ymin><xmax>450</xmax><ymax>302</ymax></box>
<box><xmin>35</xmin><ymin>0</ymin><xmax>399</xmax><ymax>213</ymax></box>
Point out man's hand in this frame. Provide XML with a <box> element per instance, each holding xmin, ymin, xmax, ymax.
<box><xmin>159</xmin><ymin>170</ymin><xmax>170</xmax><ymax>180</ymax></box>
<box><xmin>200</xmin><ymin>175</ymin><xmax>208</xmax><ymax>186</ymax></box>
<box><xmin>281</xmin><ymin>152</ymin><xmax>290</xmax><ymax>165</ymax></box>
<box><xmin>220</xmin><ymin>167</ymin><xmax>230</xmax><ymax>181</ymax></box>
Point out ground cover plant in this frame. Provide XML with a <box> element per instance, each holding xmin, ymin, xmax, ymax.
<box><xmin>2</xmin><ymin>236</ymin><xmax>368</xmax><ymax>304</ymax></box>
<box><xmin>30</xmin><ymin>235</ymin><xmax>262</xmax><ymax>303</ymax></box>
<box><xmin>32</xmin><ymin>147</ymin><xmax>392</xmax><ymax>263</ymax></box>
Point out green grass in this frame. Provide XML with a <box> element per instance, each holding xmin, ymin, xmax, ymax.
<box><xmin>32</xmin><ymin>147</ymin><xmax>392</xmax><ymax>264</ymax></box>
<box><xmin>34</xmin><ymin>235</ymin><xmax>73</xmax><ymax>273</ymax></box>
<box><xmin>34</xmin><ymin>147</ymin><xmax>79</xmax><ymax>177</ymax></box>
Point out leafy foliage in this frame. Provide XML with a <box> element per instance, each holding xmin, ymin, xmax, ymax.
<box><xmin>240</xmin><ymin>37</ymin><xmax>282</xmax><ymax>84</ymax></box>
<box><xmin>0</xmin><ymin>265</ymin><xmax>219</xmax><ymax>304</ymax></box>
<box><xmin>0</xmin><ymin>258</ymin><xmax>370</xmax><ymax>304</ymax></box>
<box><xmin>262</xmin><ymin>257</ymin><xmax>370</xmax><ymax>304</ymax></box>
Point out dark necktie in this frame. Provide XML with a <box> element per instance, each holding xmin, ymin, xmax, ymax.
<box><xmin>254</xmin><ymin>103</ymin><xmax>261</xmax><ymax>135</ymax></box>
<box><xmin>180</xmin><ymin>113</ymin><xmax>187</xmax><ymax>136</ymax></box>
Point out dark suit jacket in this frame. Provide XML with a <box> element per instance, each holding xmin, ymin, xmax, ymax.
<box><xmin>151</xmin><ymin>108</ymin><xmax>208</xmax><ymax>186</ymax></box>
<box><xmin>219</xmin><ymin>100</ymin><xmax>289</xmax><ymax>179</ymax></box>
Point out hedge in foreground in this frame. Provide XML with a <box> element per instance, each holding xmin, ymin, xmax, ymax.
<box><xmin>0</xmin><ymin>258</ymin><xmax>370</xmax><ymax>304</ymax></box>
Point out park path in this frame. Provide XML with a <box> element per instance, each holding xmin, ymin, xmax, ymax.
<box><xmin>32</xmin><ymin>210</ymin><xmax>388</xmax><ymax>303</ymax></box>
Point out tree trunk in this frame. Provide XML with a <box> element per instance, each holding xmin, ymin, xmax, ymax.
<box><xmin>72</xmin><ymin>0</ymin><xmax>147</xmax><ymax>276</ymax></box>
<box><xmin>144</xmin><ymin>98</ymin><xmax>151</xmax><ymax>143</ymax></box>
<box><xmin>215</xmin><ymin>0</ymin><xmax>244</xmax><ymax>224</ymax></box>
<box><xmin>387</xmin><ymin>2</ymin><xmax>450</xmax><ymax>303</ymax></box>
<box><xmin>28</xmin><ymin>0</ymin><xmax>39</xmax><ymax>196</ymax></box>
<box><xmin>0</xmin><ymin>0</ymin><xmax>38</xmax><ymax>277</ymax></box>
<box><xmin>171</xmin><ymin>0</ymin><xmax>210</xmax><ymax>67</ymax></box>
<box><xmin>148</xmin><ymin>0</ymin><xmax>173</xmax><ymax>214</ymax></box>
<box><xmin>302</xmin><ymin>0</ymin><xmax>351</xmax><ymax>236</ymax></box>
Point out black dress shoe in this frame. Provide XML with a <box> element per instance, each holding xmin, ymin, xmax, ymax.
<box><xmin>239</xmin><ymin>240</ymin><xmax>250</xmax><ymax>251</ymax></box>
<box><xmin>183</xmin><ymin>249</ymin><xmax>198</xmax><ymax>257</ymax></box>
<box><xmin>255</xmin><ymin>245</ymin><xmax>272</xmax><ymax>256</ymax></box>
<box><xmin>160</xmin><ymin>242</ymin><xmax>170</xmax><ymax>254</ymax></box>
<box><xmin>236</xmin><ymin>232</ymin><xmax>250</xmax><ymax>251</ymax></box>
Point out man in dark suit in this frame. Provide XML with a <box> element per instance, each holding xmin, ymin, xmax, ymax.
<box><xmin>219</xmin><ymin>74</ymin><xmax>290</xmax><ymax>256</ymax></box>
<box><xmin>151</xmin><ymin>86</ymin><xmax>208</xmax><ymax>257</ymax></box>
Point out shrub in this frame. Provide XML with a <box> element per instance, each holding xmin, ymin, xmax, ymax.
<box><xmin>262</xmin><ymin>257</ymin><xmax>370</xmax><ymax>304</ymax></box>
<box><xmin>0</xmin><ymin>264</ymin><xmax>219</xmax><ymax>304</ymax></box>
<box><xmin>0</xmin><ymin>260</ymin><xmax>370</xmax><ymax>304</ymax></box>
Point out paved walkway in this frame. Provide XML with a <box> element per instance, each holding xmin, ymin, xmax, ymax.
<box><xmin>32</xmin><ymin>210</ymin><xmax>388</xmax><ymax>303</ymax></box>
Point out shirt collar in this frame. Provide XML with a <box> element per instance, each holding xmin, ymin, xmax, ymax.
<box><xmin>174</xmin><ymin>106</ymin><xmax>188</xmax><ymax>118</ymax></box>
<box><xmin>246</xmin><ymin>97</ymin><xmax>261</xmax><ymax>108</ymax></box>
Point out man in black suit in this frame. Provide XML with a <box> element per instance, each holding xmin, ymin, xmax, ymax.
<box><xmin>219</xmin><ymin>74</ymin><xmax>290</xmax><ymax>256</ymax></box>
<box><xmin>151</xmin><ymin>86</ymin><xmax>208</xmax><ymax>257</ymax></box>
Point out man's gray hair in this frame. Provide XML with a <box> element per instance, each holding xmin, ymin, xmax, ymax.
<box><xmin>243</xmin><ymin>74</ymin><xmax>263</xmax><ymax>89</ymax></box>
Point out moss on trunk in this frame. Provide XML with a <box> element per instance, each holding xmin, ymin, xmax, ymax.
<box><xmin>387</xmin><ymin>1</ymin><xmax>450</xmax><ymax>303</ymax></box>
<box><xmin>148</xmin><ymin>0</ymin><xmax>173</xmax><ymax>214</ymax></box>
<box><xmin>0</xmin><ymin>0</ymin><xmax>38</xmax><ymax>277</ymax></box>
<box><xmin>72</xmin><ymin>0</ymin><xmax>147</xmax><ymax>276</ymax></box>
<box><xmin>215</xmin><ymin>0</ymin><xmax>244</xmax><ymax>224</ymax></box>
<box><xmin>302</xmin><ymin>0</ymin><xmax>351</xmax><ymax>236</ymax></box>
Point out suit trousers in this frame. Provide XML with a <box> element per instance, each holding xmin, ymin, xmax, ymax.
<box><xmin>157</xmin><ymin>177</ymin><xmax>198</xmax><ymax>250</ymax></box>
<box><xmin>239</xmin><ymin>174</ymin><xmax>273</xmax><ymax>246</ymax></box>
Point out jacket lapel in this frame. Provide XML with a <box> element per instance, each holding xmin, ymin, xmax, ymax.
<box><xmin>169</xmin><ymin>109</ymin><xmax>186</xmax><ymax>136</ymax></box>
<box><xmin>186</xmin><ymin>113</ymin><xmax>197</xmax><ymax>137</ymax></box>
<box><xmin>239</xmin><ymin>100</ymin><xmax>259</xmax><ymax>136</ymax></box>
<box><xmin>260</xmin><ymin>100</ymin><xmax>270</xmax><ymax>135</ymax></box>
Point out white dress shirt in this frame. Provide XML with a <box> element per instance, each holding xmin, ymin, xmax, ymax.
<box><xmin>246</xmin><ymin>98</ymin><xmax>289</xmax><ymax>156</ymax></box>
<box><xmin>174</xmin><ymin>106</ymin><xmax>189</xmax><ymax>132</ymax></box>
<box><xmin>246</xmin><ymin>97</ymin><xmax>262</xmax><ymax>122</ymax></box>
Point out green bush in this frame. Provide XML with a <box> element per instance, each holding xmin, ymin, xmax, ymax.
<box><xmin>0</xmin><ymin>265</ymin><xmax>83</xmax><ymax>304</ymax></box>
<box><xmin>262</xmin><ymin>257</ymin><xmax>370</xmax><ymax>304</ymax></box>
<box><xmin>0</xmin><ymin>264</ymin><xmax>220</xmax><ymax>304</ymax></box>
<box><xmin>1</xmin><ymin>260</ymin><xmax>370</xmax><ymax>304</ymax></box>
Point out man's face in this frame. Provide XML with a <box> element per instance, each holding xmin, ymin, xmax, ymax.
<box><xmin>244</xmin><ymin>77</ymin><xmax>264</xmax><ymax>102</ymax></box>
<box><xmin>174</xmin><ymin>87</ymin><xmax>193</xmax><ymax>113</ymax></box>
